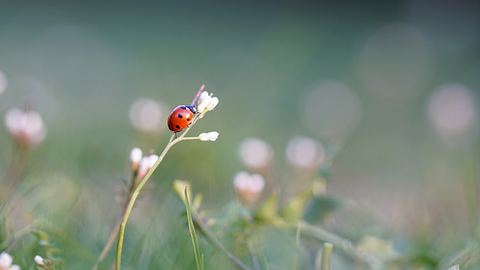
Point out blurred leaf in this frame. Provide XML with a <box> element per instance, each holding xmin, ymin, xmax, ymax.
<box><xmin>193</xmin><ymin>194</ymin><xmax>203</xmax><ymax>212</ymax></box>
<box><xmin>172</xmin><ymin>180</ymin><xmax>191</xmax><ymax>205</ymax></box>
<box><xmin>280</xmin><ymin>190</ymin><xmax>312</xmax><ymax>223</ymax></box>
<box><xmin>254</xmin><ymin>193</ymin><xmax>281</xmax><ymax>225</ymax></box>
<box><xmin>303</xmin><ymin>195</ymin><xmax>348</xmax><ymax>224</ymax></box>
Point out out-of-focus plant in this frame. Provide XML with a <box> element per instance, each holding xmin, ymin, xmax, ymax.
<box><xmin>2</xmin><ymin>108</ymin><xmax>47</xmax><ymax>201</ymax></box>
<box><xmin>0</xmin><ymin>251</ymin><xmax>20</xmax><ymax>270</ymax></box>
<box><xmin>1</xmin><ymin>107</ymin><xmax>49</xmax><ymax>270</ymax></box>
<box><xmin>92</xmin><ymin>85</ymin><xmax>220</xmax><ymax>270</ymax></box>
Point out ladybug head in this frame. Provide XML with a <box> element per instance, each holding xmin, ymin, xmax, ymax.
<box><xmin>184</xmin><ymin>105</ymin><xmax>197</xmax><ymax>114</ymax></box>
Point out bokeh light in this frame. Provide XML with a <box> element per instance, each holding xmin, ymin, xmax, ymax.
<box><xmin>129</xmin><ymin>98</ymin><xmax>168</xmax><ymax>134</ymax></box>
<box><xmin>238</xmin><ymin>137</ymin><xmax>273</xmax><ymax>170</ymax></box>
<box><xmin>427</xmin><ymin>83</ymin><xmax>478</xmax><ymax>145</ymax></box>
<box><xmin>357</xmin><ymin>24</ymin><xmax>432</xmax><ymax>100</ymax></box>
<box><xmin>301</xmin><ymin>81</ymin><xmax>362</xmax><ymax>140</ymax></box>
<box><xmin>286</xmin><ymin>135</ymin><xmax>325</xmax><ymax>170</ymax></box>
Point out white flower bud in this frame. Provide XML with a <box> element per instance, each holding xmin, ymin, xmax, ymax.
<box><xmin>137</xmin><ymin>154</ymin><xmax>159</xmax><ymax>179</ymax></box>
<box><xmin>4</xmin><ymin>108</ymin><xmax>47</xmax><ymax>148</ymax></box>
<box><xmin>10</xmin><ymin>265</ymin><xmax>21</xmax><ymax>270</ymax></box>
<box><xmin>196</xmin><ymin>91</ymin><xmax>211</xmax><ymax>113</ymax></box>
<box><xmin>196</xmin><ymin>91</ymin><xmax>219</xmax><ymax>113</ymax></box>
<box><xmin>148</xmin><ymin>154</ymin><xmax>159</xmax><ymax>167</ymax></box>
<box><xmin>0</xmin><ymin>252</ymin><xmax>13</xmax><ymax>269</ymax></box>
<box><xmin>198</xmin><ymin>132</ymin><xmax>219</xmax><ymax>141</ymax></box>
<box><xmin>206</xmin><ymin>97</ymin><xmax>219</xmax><ymax>111</ymax></box>
<box><xmin>129</xmin><ymin>147</ymin><xmax>143</xmax><ymax>171</ymax></box>
<box><xmin>34</xmin><ymin>255</ymin><xmax>45</xmax><ymax>266</ymax></box>
<box><xmin>233</xmin><ymin>172</ymin><xmax>265</xmax><ymax>206</ymax></box>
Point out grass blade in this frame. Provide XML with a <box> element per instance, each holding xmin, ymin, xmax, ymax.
<box><xmin>184</xmin><ymin>187</ymin><xmax>204</xmax><ymax>270</ymax></box>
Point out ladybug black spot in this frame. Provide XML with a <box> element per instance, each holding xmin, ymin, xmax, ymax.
<box><xmin>175</xmin><ymin>125</ymin><xmax>180</xmax><ymax>129</ymax></box>
<box><xmin>186</xmin><ymin>118</ymin><xmax>190</xmax><ymax>121</ymax></box>
<box><xmin>177</xmin><ymin>114</ymin><xmax>183</xmax><ymax>118</ymax></box>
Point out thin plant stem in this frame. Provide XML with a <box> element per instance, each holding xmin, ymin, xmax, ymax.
<box><xmin>115</xmin><ymin>111</ymin><xmax>205</xmax><ymax>270</ymax></box>
<box><xmin>320</xmin><ymin>242</ymin><xmax>333</xmax><ymax>270</ymax></box>
<box><xmin>184</xmin><ymin>188</ymin><xmax>204</xmax><ymax>270</ymax></box>
<box><xmin>92</xmin><ymin>197</ymin><xmax>130</xmax><ymax>270</ymax></box>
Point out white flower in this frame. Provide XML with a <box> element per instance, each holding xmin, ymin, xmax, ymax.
<box><xmin>0</xmin><ymin>252</ymin><xmax>20</xmax><ymax>270</ymax></box>
<box><xmin>129</xmin><ymin>98</ymin><xmax>167</xmax><ymax>133</ymax></box>
<box><xmin>4</xmin><ymin>108</ymin><xmax>47</xmax><ymax>148</ymax></box>
<box><xmin>447</xmin><ymin>265</ymin><xmax>459</xmax><ymax>270</ymax></box>
<box><xmin>34</xmin><ymin>255</ymin><xmax>44</xmax><ymax>266</ymax></box>
<box><xmin>137</xmin><ymin>154</ymin><xmax>159</xmax><ymax>179</ymax></box>
<box><xmin>0</xmin><ymin>253</ymin><xmax>13</xmax><ymax>269</ymax></box>
<box><xmin>233</xmin><ymin>172</ymin><xmax>265</xmax><ymax>206</ymax></box>
<box><xmin>0</xmin><ymin>70</ymin><xmax>7</xmax><ymax>96</ymax></box>
<box><xmin>196</xmin><ymin>91</ymin><xmax>219</xmax><ymax>113</ymax></box>
<box><xmin>129</xmin><ymin>147</ymin><xmax>143</xmax><ymax>171</ymax></box>
<box><xmin>238</xmin><ymin>137</ymin><xmax>273</xmax><ymax>170</ymax></box>
<box><xmin>286</xmin><ymin>136</ymin><xmax>325</xmax><ymax>170</ymax></box>
<box><xmin>198</xmin><ymin>131</ymin><xmax>219</xmax><ymax>141</ymax></box>
<box><xmin>206</xmin><ymin>97</ymin><xmax>219</xmax><ymax>111</ymax></box>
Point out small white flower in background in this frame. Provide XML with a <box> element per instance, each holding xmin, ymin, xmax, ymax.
<box><xmin>0</xmin><ymin>70</ymin><xmax>7</xmax><ymax>96</ymax></box>
<box><xmin>233</xmin><ymin>172</ymin><xmax>265</xmax><ymax>206</ymax></box>
<box><xmin>129</xmin><ymin>147</ymin><xmax>143</xmax><ymax>171</ymax></box>
<box><xmin>447</xmin><ymin>265</ymin><xmax>460</xmax><ymax>270</ymax></box>
<box><xmin>238</xmin><ymin>137</ymin><xmax>273</xmax><ymax>170</ymax></box>
<box><xmin>198</xmin><ymin>131</ymin><xmax>219</xmax><ymax>141</ymax></box>
<box><xmin>137</xmin><ymin>154</ymin><xmax>159</xmax><ymax>179</ymax></box>
<box><xmin>196</xmin><ymin>91</ymin><xmax>219</xmax><ymax>114</ymax></box>
<box><xmin>4</xmin><ymin>108</ymin><xmax>47</xmax><ymax>148</ymax></box>
<box><xmin>286</xmin><ymin>136</ymin><xmax>325</xmax><ymax>170</ymax></box>
<box><xmin>33</xmin><ymin>255</ymin><xmax>45</xmax><ymax>266</ymax></box>
<box><xmin>129</xmin><ymin>98</ymin><xmax>167</xmax><ymax>133</ymax></box>
<box><xmin>0</xmin><ymin>252</ymin><xmax>20</xmax><ymax>270</ymax></box>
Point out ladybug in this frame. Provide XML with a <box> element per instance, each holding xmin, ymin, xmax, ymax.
<box><xmin>167</xmin><ymin>105</ymin><xmax>196</xmax><ymax>132</ymax></box>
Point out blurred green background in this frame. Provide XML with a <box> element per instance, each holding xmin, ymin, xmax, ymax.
<box><xmin>0</xmin><ymin>1</ymin><xmax>479</xmax><ymax>269</ymax></box>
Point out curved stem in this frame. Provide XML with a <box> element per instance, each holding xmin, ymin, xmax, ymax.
<box><xmin>115</xmin><ymin>112</ymin><xmax>205</xmax><ymax>270</ymax></box>
<box><xmin>115</xmin><ymin>133</ymin><xmax>176</xmax><ymax>270</ymax></box>
<box><xmin>320</xmin><ymin>242</ymin><xmax>333</xmax><ymax>270</ymax></box>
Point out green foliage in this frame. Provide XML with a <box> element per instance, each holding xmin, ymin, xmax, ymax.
<box><xmin>254</xmin><ymin>193</ymin><xmax>281</xmax><ymax>225</ymax></box>
<box><xmin>303</xmin><ymin>195</ymin><xmax>348</xmax><ymax>225</ymax></box>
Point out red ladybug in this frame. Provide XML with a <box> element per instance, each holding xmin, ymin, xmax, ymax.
<box><xmin>167</xmin><ymin>105</ymin><xmax>196</xmax><ymax>132</ymax></box>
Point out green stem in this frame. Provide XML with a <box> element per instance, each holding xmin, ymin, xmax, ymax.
<box><xmin>320</xmin><ymin>242</ymin><xmax>333</xmax><ymax>270</ymax></box>
<box><xmin>115</xmin><ymin>112</ymin><xmax>205</xmax><ymax>270</ymax></box>
<box><xmin>115</xmin><ymin>133</ymin><xmax>176</xmax><ymax>270</ymax></box>
<box><xmin>185</xmin><ymin>189</ymin><xmax>204</xmax><ymax>270</ymax></box>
